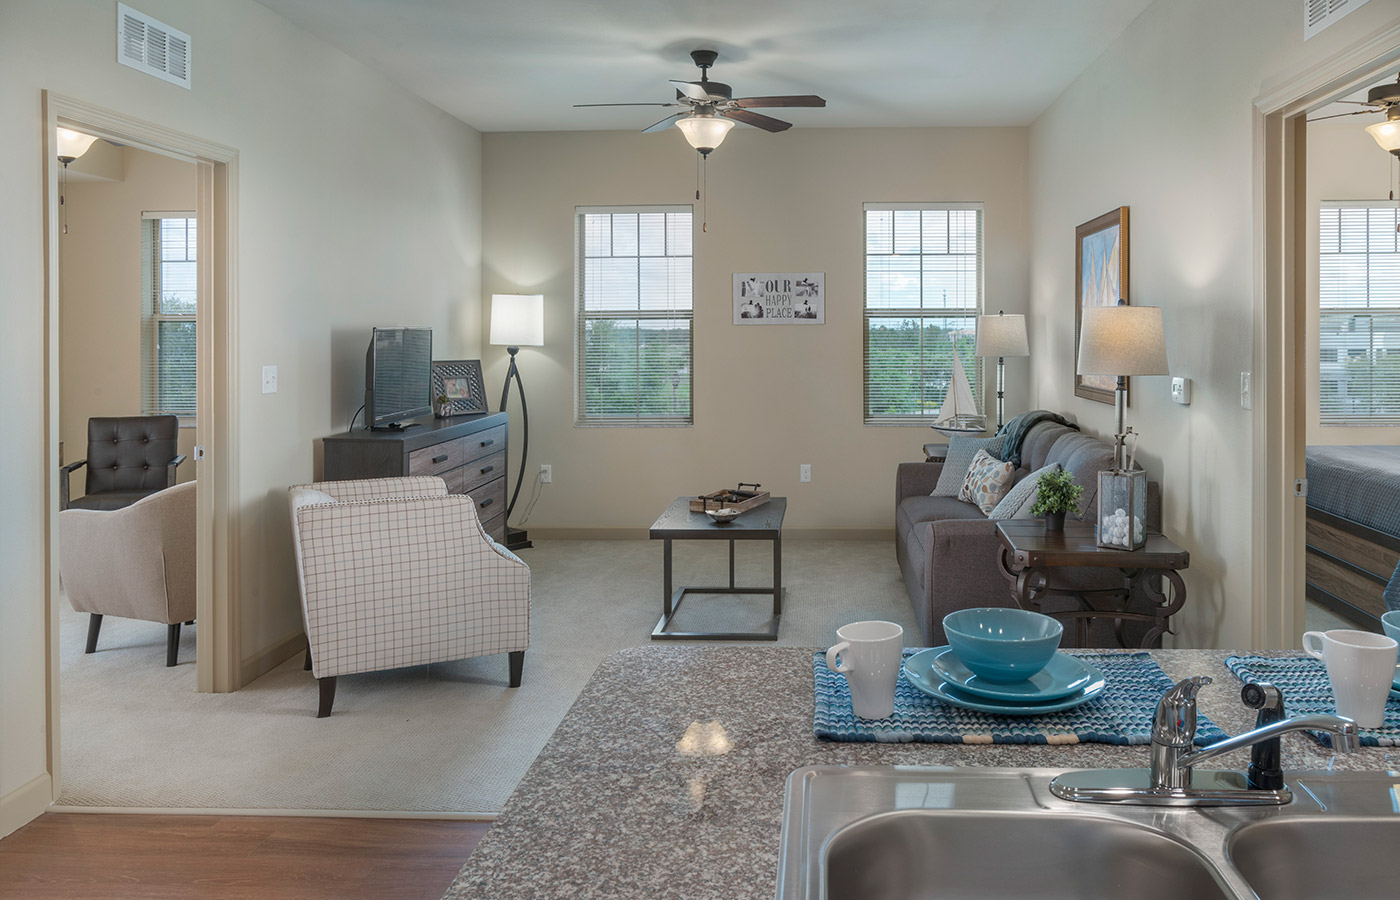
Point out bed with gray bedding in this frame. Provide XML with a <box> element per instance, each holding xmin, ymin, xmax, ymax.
<box><xmin>1304</xmin><ymin>445</ymin><xmax>1400</xmax><ymax>627</ymax></box>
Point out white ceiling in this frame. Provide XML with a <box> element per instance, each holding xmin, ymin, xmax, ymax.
<box><xmin>255</xmin><ymin>0</ymin><xmax>1155</xmax><ymax>131</ymax></box>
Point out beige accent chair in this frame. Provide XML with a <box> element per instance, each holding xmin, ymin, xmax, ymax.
<box><xmin>60</xmin><ymin>480</ymin><xmax>196</xmax><ymax>667</ymax></box>
<box><xmin>288</xmin><ymin>476</ymin><xmax>530</xmax><ymax>717</ymax></box>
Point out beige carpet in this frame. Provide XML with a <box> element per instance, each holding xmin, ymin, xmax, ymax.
<box><xmin>57</xmin><ymin>539</ymin><xmax>918</xmax><ymax>814</ymax></box>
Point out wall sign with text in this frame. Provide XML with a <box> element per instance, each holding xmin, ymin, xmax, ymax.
<box><xmin>732</xmin><ymin>273</ymin><xmax>825</xmax><ymax>325</ymax></box>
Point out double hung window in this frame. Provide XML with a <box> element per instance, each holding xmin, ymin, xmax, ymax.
<box><xmin>1319</xmin><ymin>203</ymin><xmax>1400</xmax><ymax>425</ymax></box>
<box><xmin>575</xmin><ymin>207</ymin><xmax>693</xmax><ymax>426</ymax></box>
<box><xmin>863</xmin><ymin>203</ymin><xmax>984</xmax><ymax>424</ymax></box>
<box><xmin>141</xmin><ymin>213</ymin><xmax>197</xmax><ymax>418</ymax></box>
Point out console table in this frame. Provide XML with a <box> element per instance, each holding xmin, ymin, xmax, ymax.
<box><xmin>994</xmin><ymin>520</ymin><xmax>1189</xmax><ymax>649</ymax></box>
<box><xmin>321</xmin><ymin>412</ymin><xmax>509</xmax><ymax>543</ymax></box>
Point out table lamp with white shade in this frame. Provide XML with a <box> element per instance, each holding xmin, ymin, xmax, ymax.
<box><xmin>1075</xmin><ymin>301</ymin><xmax>1169</xmax><ymax>549</ymax></box>
<box><xmin>490</xmin><ymin>293</ymin><xmax>544</xmax><ymax>551</ymax></box>
<box><xmin>975</xmin><ymin>311</ymin><xmax>1029</xmax><ymax>431</ymax></box>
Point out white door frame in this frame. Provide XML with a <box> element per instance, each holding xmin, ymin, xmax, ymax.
<box><xmin>42</xmin><ymin>93</ymin><xmax>242</xmax><ymax>795</ymax></box>
<box><xmin>1252</xmin><ymin>26</ymin><xmax>1400</xmax><ymax>648</ymax></box>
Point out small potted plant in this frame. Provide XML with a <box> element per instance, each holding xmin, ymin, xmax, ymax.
<box><xmin>433</xmin><ymin>393</ymin><xmax>452</xmax><ymax>418</ymax></box>
<box><xmin>1030</xmin><ymin>468</ymin><xmax>1083</xmax><ymax>533</ymax></box>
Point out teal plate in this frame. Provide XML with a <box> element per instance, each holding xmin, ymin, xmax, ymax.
<box><xmin>927</xmin><ymin>647</ymin><xmax>1105</xmax><ymax>702</ymax></box>
<box><xmin>904</xmin><ymin>648</ymin><xmax>1106</xmax><ymax>715</ymax></box>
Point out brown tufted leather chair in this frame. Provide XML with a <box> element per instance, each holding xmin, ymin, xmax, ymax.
<box><xmin>60</xmin><ymin>416</ymin><xmax>187</xmax><ymax>511</ymax></box>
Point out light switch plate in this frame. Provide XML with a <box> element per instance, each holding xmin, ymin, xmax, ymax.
<box><xmin>1240</xmin><ymin>372</ymin><xmax>1252</xmax><ymax>410</ymax></box>
<box><xmin>262</xmin><ymin>365</ymin><xmax>278</xmax><ymax>394</ymax></box>
<box><xmin>1170</xmin><ymin>376</ymin><xmax>1191</xmax><ymax>405</ymax></box>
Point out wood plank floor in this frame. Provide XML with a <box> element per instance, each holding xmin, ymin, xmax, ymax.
<box><xmin>0</xmin><ymin>814</ymin><xmax>490</xmax><ymax>900</ymax></box>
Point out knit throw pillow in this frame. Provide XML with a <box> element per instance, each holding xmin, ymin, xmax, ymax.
<box><xmin>958</xmin><ymin>448</ymin><xmax>1016</xmax><ymax>515</ymax></box>
<box><xmin>988</xmin><ymin>463</ymin><xmax>1062</xmax><ymax>520</ymax></box>
<box><xmin>932</xmin><ymin>434</ymin><xmax>1004</xmax><ymax>497</ymax></box>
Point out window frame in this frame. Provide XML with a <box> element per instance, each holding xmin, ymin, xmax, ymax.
<box><xmin>862</xmin><ymin>201</ymin><xmax>985</xmax><ymax>426</ymax></box>
<box><xmin>1318</xmin><ymin>200</ymin><xmax>1400</xmax><ymax>426</ymax></box>
<box><xmin>573</xmin><ymin>204</ymin><xmax>695</xmax><ymax>428</ymax></box>
<box><xmin>141</xmin><ymin>211</ymin><xmax>198</xmax><ymax>421</ymax></box>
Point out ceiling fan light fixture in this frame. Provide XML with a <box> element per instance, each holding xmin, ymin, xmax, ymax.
<box><xmin>1367</xmin><ymin>115</ymin><xmax>1400</xmax><ymax>156</ymax></box>
<box><xmin>56</xmin><ymin>127</ymin><xmax>99</xmax><ymax>165</ymax></box>
<box><xmin>675</xmin><ymin>114</ymin><xmax>735</xmax><ymax>156</ymax></box>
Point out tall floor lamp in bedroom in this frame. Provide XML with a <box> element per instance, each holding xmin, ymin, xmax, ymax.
<box><xmin>491</xmin><ymin>293</ymin><xmax>544</xmax><ymax>551</ymax></box>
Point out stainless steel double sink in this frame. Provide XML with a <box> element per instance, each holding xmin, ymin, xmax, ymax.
<box><xmin>777</xmin><ymin>766</ymin><xmax>1400</xmax><ymax>899</ymax></box>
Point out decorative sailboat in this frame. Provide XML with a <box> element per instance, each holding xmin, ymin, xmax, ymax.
<box><xmin>930</xmin><ymin>346</ymin><xmax>987</xmax><ymax>436</ymax></box>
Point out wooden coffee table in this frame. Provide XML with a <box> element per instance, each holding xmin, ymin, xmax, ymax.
<box><xmin>994</xmin><ymin>520</ymin><xmax>1189</xmax><ymax>648</ymax></box>
<box><xmin>648</xmin><ymin>497</ymin><xmax>786</xmax><ymax>641</ymax></box>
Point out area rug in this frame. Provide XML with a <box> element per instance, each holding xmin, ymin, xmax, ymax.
<box><xmin>56</xmin><ymin>539</ymin><xmax>918</xmax><ymax>814</ymax></box>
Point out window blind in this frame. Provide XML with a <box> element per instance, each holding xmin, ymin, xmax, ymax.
<box><xmin>140</xmin><ymin>213</ymin><xmax>197</xmax><ymax>418</ymax></box>
<box><xmin>863</xmin><ymin>203</ymin><xmax>984</xmax><ymax>425</ymax></box>
<box><xmin>1319</xmin><ymin>203</ymin><xmax>1400</xmax><ymax>425</ymax></box>
<box><xmin>575</xmin><ymin>207</ymin><xmax>693</xmax><ymax>426</ymax></box>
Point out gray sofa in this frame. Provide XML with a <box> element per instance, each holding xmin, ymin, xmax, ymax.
<box><xmin>895</xmin><ymin>420</ymin><xmax>1161</xmax><ymax>647</ymax></box>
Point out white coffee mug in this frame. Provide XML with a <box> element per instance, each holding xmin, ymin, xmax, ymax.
<box><xmin>827</xmin><ymin>621</ymin><xmax>904</xmax><ymax>719</ymax></box>
<box><xmin>1302</xmin><ymin>629</ymin><xmax>1398</xmax><ymax>729</ymax></box>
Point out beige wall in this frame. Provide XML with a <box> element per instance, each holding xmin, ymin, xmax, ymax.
<box><xmin>482</xmin><ymin>127</ymin><xmax>1030</xmax><ymax>532</ymax></box>
<box><xmin>61</xmin><ymin>147</ymin><xmax>199</xmax><ymax>500</ymax></box>
<box><xmin>0</xmin><ymin>0</ymin><xmax>481</xmax><ymax>830</ymax></box>
<box><xmin>1027</xmin><ymin>0</ymin><xmax>1400</xmax><ymax>648</ymax></box>
<box><xmin>1305</xmin><ymin>118</ymin><xmax>1400</xmax><ymax>445</ymax></box>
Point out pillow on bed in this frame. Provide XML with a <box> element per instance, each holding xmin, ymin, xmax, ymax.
<box><xmin>932</xmin><ymin>434</ymin><xmax>1004</xmax><ymax>497</ymax></box>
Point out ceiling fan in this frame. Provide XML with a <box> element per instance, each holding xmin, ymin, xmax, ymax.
<box><xmin>574</xmin><ymin>49</ymin><xmax>826</xmax><ymax>155</ymax></box>
<box><xmin>1310</xmin><ymin>75</ymin><xmax>1400</xmax><ymax>156</ymax></box>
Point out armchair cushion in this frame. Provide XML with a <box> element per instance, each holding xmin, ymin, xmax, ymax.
<box><xmin>85</xmin><ymin>415</ymin><xmax>181</xmax><ymax>495</ymax></box>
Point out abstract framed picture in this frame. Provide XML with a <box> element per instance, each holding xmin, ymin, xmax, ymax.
<box><xmin>430</xmin><ymin>359</ymin><xmax>487</xmax><ymax>415</ymax></box>
<box><xmin>1074</xmin><ymin>207</ymin><xmax>1129</xmax><ymax>405</ymax></box>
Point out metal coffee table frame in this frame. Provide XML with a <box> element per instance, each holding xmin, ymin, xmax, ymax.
<box><xmin>649</xmin><ymin>497</ymin><xmax>787</xmax><ymax>641</ymax></box>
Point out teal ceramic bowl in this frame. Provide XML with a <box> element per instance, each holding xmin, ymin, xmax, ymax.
<box><xmin>942</xmin><ymin>608</ymin><xmax>1064</xmax><ymax>684</ymax></box>
<box><xmin>1382</xmin><ymin>610</ymin><xmax>1400</xmax><ymax>662</ymax></box>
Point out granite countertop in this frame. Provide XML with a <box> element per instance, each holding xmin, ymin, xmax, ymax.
<box><xmin>443</xmin><ymin>646</ymin><xmax>1395</xmax><ymax>900</ymax></box>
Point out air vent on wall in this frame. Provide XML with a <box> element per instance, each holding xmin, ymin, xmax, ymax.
<box><xmin>1304</xmin><ymin>0</ymin><xmax>1371</xmax><ymax>40</ymax></box>
<box><xmin>116</xmin><ymin>3</ymin><xmax>191</xmax><ymax>89</ymax></box>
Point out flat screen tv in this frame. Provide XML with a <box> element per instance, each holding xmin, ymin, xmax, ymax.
<box><xmin>365</xmin><ymin>327</ymin><xmax>432</xmax><ymax>429</ymax></box>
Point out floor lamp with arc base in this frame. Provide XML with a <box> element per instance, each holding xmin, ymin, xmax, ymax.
<box><xmin>491</xmin><ymin>294</ymin><xmax>544</xmax><ymax>552</ymax></box>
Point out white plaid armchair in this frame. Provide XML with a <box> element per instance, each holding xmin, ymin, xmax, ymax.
<box><xmin>288</xmin><ymin>476</ymin><xmax>530</xmax><ymax>717</ymax></box>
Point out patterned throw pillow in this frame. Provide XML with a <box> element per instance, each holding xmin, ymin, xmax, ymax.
<box><xmin>958</xmin><ymin>449</ymin><xmax>1016</xmax><ymax>515</ymax></box>
<box><xmin>932</xmin><ymin>434</ymin><xmax>1004</xmax><ymax>497</ymax></box>
<box><xmin>988</xmin><ymin>463</ymin><xmax>1062</xmax><ymax>520</ymax></box>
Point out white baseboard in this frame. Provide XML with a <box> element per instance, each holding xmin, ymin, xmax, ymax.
<box><xmin>0</xmin><ymin>772</ymin><xmax>53</xmax><ymax>838</ymax></box>
<box><xmin>239</xmin><ymin>630</ymin><xmax>307</xmax><ymax>687</ymax></box>
<box><xmin>47</xmin><ymin>804</ymin><xmax>495</xmax><ymax>821</ymax></box>
<box><xmin>526</xmin><ymin>526</ymin><xmax>895</xmax><ymax>541</ymax></box>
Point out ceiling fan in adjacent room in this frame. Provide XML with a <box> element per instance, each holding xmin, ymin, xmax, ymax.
<box><xmin>574</xmin><ymin>49</ymin><xmax>826</xmax><ymax>156</ymax></box>
<box><xmin>1310</xmin><ymin>75</ymin><xmax>1400</xmax><ymax>156</ymax></box>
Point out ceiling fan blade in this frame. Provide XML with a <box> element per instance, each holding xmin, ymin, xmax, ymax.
<box><xmin>642</xmin><ymin>112</ymin><xmax>689</xmax><ymax>133</ymax></box>
<box><xmin>669</xmin><ymin>80</ymin><xmax>711</xmax><ymax>102</ymax></box>
<box><xmin>1307</xmin><ymin>108</ymin><xmax>1382</xmax><ymax>122</ymax></box>
<box><xmin>574</xmin><ymin>102</ymin><xmax>683</xmax><ymax>108</ymax></box>
<box><xmin>730</xmin><ymin>95</ymin><xmax>826</xmax><ymax>108</ymax></box>
<box><xmin>724</xmin><ymin>108</ymin><xmax>792</xmax><ymax>133</ymax></box>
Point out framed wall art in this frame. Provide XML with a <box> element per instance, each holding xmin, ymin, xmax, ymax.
<box><xmin>733</xmin><ymin>273</ymin><xmax>824</xmax><ymax>324</ymax></box>
<box><xmin>1074</xmin><ymin>207</ymin><xmax>1129</xmax><ymax>405</ymax></box>
<box><xmin>431</xmin><ymin>359</ymin><xmax>487</xmax><ymax>416</ymax></box>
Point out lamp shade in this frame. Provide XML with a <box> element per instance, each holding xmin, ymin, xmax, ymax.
<box><xmin>1076</xmin><ymin>305</ymin><xmax>1169</xmax><ymax>376</ymax></box>
<box><xmin>976</xmin><ymin>313</ymin><xmax>1029</xmax><ymax>357</ymax></box>
<box><xmin>56</xmin><ymin>127</ymin><xmax>99</xmax><ymax>162</ymax></box>
<box><xmin>490</xmin><ymin>294</ymin><xmax>544</xmax><ymax>347</ymax></box>
<box><xmin>674</xmin><ymin>114</ymin><xmax>735</xmax><ymax>154</ymax></box>
<box><xmin>1366</xmin><ymin>118</ymin><xmax>1400</xmax><ymax>155</ymax></box>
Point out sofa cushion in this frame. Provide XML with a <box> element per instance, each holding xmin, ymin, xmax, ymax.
<box><xmin>932</xmin><ymin>434</ymin><xmax>1004</xmax><ymax>496</ymax></box>
<box><xmin>958</xmin><ymin>449</ymin><xmax>1016</xmax><ymax>515</ymax></box>
<box><xmin>1019</xmin><ymin>421</ymin><xmax>1075</xmax><ymax>473</ymax></box>
<box><xmin>989</xmin><ymin>463</ymin><xmax>1062</xmax><ymax>519</ymax></box>
<box><xmin>898</xmin><ymin>494</ymin><xmax>987</xmax><ymax>537</ymax></box>
<box><xmin>1045</xmin><ymin>432</ymin><xmax>1116</xmax><ymax>519</ymax></box>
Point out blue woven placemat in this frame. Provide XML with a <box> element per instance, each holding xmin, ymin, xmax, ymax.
<box><xmin>814</xmin><ymin>649</ymin><xmax>1227</xmax><ymax>745</ymax></box>
<box><xmin>1224</xmin><ymin>655</ymin><xmax>1400</xmax><ymax>748</ymax></box>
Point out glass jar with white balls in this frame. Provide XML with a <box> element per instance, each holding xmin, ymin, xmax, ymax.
<box><xmin>1097</xmin><ymin>469</ymin><xmax>1147</xmax><ymax>550</ymax></box>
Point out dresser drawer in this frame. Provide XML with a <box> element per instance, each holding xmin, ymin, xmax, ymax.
<box><xmin>407</xmin><ymin>439</ymin><xmax>465</xmax><ymax>477</ymax></box>
<box><xmin>468</xmin><ymin>475</ymin><xmax>507</xmax><ymax>521</ymax></box>
<box><xmin>462</xmin><ymin>425</ymin><xmax>507</xmax><ymax>464</ymax></box>
<box><xmin>458</xmin><ymin>451</ymin><xmax>506</xmax><ymax>496</ymax></box>
<box><xmin>481</xmin><ymin>511</ymin><xmax>507</xmax><ymax>544</ymax></box>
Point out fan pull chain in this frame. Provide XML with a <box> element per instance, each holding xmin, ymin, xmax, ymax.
<box><xmin>702</xmin><ymin>154</ymin><xmax>708</xmax><ymax>232</ymax></box>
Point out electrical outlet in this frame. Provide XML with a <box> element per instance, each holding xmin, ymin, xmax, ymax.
<box><xmin>1240</xmin><ymin>372</ymin><xmax>1252</xmax><ymax>410</ymax></box>
<box><xmin>800</xmin><ymin>464</ymin><xmax>812</xmax><ymax>483</ymax></box>
<box><xmin>540</xmin><ymin>464</ymin><xmax>552</xmax><ymax>484</ymax></box>
<box><xmin>261</xmin><ymin>365</ymin><xmax>278</xmax><ymax>394</ymax></box>
<box><xmin>1170</xmin><ymin>376</ymin><xmax>1191</xmax><ymax>405</ymax></box>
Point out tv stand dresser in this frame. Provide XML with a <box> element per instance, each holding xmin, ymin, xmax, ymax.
<box><xmin>321</xmin><ymin>412</ymin><xmax>509</xmax><ymax>543</ymax></box>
